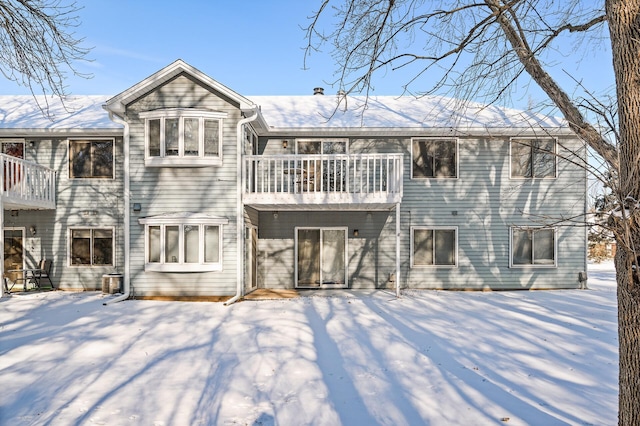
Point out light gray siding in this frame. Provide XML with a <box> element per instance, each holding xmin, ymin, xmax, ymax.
<box><xmin>126</xmin><ymin>74</ymin><xmax>242</xmax><ymax>297</ymax></box>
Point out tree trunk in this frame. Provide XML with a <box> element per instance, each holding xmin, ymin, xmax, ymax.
<box><xmin>606</xmin><ymin>0</ymin><xmax>640</xmax><ymax>424</ymax></box>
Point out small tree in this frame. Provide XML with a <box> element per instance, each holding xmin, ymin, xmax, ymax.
<box><xmin>0</xmin><ymin>0</ymin><xmax>91</xmax><ymax>114</ymax></box>
<box><xmin>306</xmin><ymin>1</ymin><xmax>639</xmax><ymax>423</ymax></box>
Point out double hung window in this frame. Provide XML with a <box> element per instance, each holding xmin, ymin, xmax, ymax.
<box><xmin>411</xmin><ymin>227</ymin><xmax>457</xmax><ymax>267</ymax></box>
<box><xmin>412</xmin><ymin>138</ymin><xmax>457</xmax><ymax>178</ymax></box>
<box><xmin>510</xmin><ymin>138</ymin><xmax>556</xmax><ymax>178</ymax></box>
<box><xmin>140</xmin><ymin>213</ymin><xmax>227</xmax><ymax>272</ymax></box>
<box><xmin>511</xmin><ymin>227</ymin><xmax>556</xmax><ymax>267</ymax></box>
<box><xmin>141</xmin><ymin>109</ymin><xmax>226</xmax><ymax>167</ymax></box>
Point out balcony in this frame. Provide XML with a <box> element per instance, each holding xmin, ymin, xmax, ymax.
<box><xmin>1</xmin><ymin>154</ymin><xmax>56</xmax><ymax>210</ymax></box>
<box><xmin>243</xmin><ymin>154</ymin><xmax>403</xmax><ymax>210</ymax></box>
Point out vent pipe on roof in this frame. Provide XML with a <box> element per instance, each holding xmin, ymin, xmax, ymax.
<box><xmin>313</xmin><ymin>87</ymin><xmax>324</xmax><ymax>95</ymax></box>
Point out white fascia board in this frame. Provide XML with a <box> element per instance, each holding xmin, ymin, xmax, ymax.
<box><xmin>105</xmin><ymin>59</ymin><xmax>255</xmax><ymax>112</ymax></box>
<box><xmin>0</xmin><ymin>128</ymin><xmax>124</xmax><ymax>137</ymax></box>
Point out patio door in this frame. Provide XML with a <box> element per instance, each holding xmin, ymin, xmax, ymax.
<box><xmin>4</xmin><ymin>228</ymin><xmax>24</xmax><ymax>284</ymax></box>
<box><xmin>296</xmin><ymin>227</ymin><xmax>347</xmax><ymax>289</ymax></box>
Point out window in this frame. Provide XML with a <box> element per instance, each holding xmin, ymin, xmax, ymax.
<box><xmin>70</xmin><ymin>228</ymin><xmax>114</xmax><ymax>266</ymax></box>
<box><xmin>412</xmin><ymin>138</ymin><xmax>457</xmax><ymax>178</ymax></box>
<box><xmin>411</xmin><ymin>227</ymin><xmax>457</xmax><ymax>267</ymax></box>
<box><xmin>140</xmin><ymin>109</ymin><xmax>226</xmax><ymax>167</ymax></box>
<box><xmin>511</xmin><ymin>138</ymin><xmax>556</xmax><ymax>178</ymax></box>
<box><xmin>139</xmin><ymin>213</ymin><xmax>228</xmax><ymax>272</ymax></box>
<box><xmin>511</xmin><ymin>227</ymin><xmax>556</xmax><ymax>267</ymax></box>
<box><xmin>296</xmin><ymin>139</ymin><xmax>348</xmax><ymax>155</ymax></box>
<box><xmin>1</xmin><ymin>140</ymin><xmax>24</xmax><ymax>159</ymax></box>
<box><xmin>69</xmin><ymin>139</ymin><xmax>114</xmax><ymax>178</ymax></box>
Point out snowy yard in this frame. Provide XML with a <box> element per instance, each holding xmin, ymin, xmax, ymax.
<box><xmin>1</xmin><ymin>262</ymin><xmax>618</xmax><ymax>425</ymax></box>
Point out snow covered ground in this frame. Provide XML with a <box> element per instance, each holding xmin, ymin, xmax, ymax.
<box><xmin>1</xmin><ymin>262</ymin><xmax>618</xmax><ymax>425</ymax></box>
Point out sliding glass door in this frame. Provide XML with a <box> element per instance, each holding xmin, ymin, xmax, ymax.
<box><xmin>296</xmin><ymin>227</ymin><xmax>347</xmax><ymax>288</ymax></box>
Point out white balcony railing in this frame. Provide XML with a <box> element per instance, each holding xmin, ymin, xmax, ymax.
<box><xmin>243</xmin><ymin>154</ymin><xmax>403</xmax><ymax>206</ymax></box>
<box><xmin>1</xmin><ymin>154</ymin><xmax>56</xmax><ymax>209</ymax></box>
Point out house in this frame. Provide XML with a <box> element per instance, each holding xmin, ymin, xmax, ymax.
<box><xmin>0</xmin><ymin>59</ymin><xmax>588</xmax><ymax>300</ymax></box>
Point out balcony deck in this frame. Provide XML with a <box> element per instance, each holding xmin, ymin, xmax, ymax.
<box><xmin>243</xmin><ymin>154</ymin><xmax>403</xmax><ymax>210</ymax></box>
<box><xmin>1</xmin><ymin>154</ymin><xmax>56</xmax><ymax>210</ymax></box>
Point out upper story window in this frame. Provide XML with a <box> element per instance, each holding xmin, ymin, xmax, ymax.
<box><xmin>139</xmin><ymin>212</ymin><xmax>228</xmax><ymax>272</ymax></box>
<box><xmin>1</xmin><ymin>140</ymin><xmax>24</xmax><ymax>159</ymax></box>
<box><xmin>412</xmin><ymin>138</ymin><xmax>457</xmax><ymax>178</ymax></box>
<box><xmin>296</xmin><ymin>139</ymin><xmax>348</xmax><ymax>155</ymax></box>
<box><xmin>69</xmin><ymin>139</ymin><xmax>114</xmax><ymax>179</ymax></box>
<box><xmin>510</xmin><ymin>227</ymin><xmax>556</xmax><ymax>267</ymax></box>
<box><xmin>140</xmin><ymin>109</ymin><xmax>226</xmax><ymax>167</ymax></box>
<box><xmin>411</xmin><ymin>226</ymin><xmax>458</xmax><ymax>267</ymax></box>
<box><xmin>510</xmin><ymin>138</ymin><xmax>556</xmax><ymax>179</ymax></box>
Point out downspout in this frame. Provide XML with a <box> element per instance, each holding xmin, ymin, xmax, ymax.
<box><xmin>225</xmin><ymin>107</ymin><xmax>259</xmax><ymax>306</ymax></box>
<box><xmin>104</xmin><ymin>111</ymin><xmax>130</xmax><ymax>305</ymax></box>
<box><xmin>1</xmin><ymin>195</ymin><xmax>4</xmax><ymax>298</ymax></box>
<box><xmin>396</xmin><ymin>202</ymin><xmax>401</xmax><ymax>298</ymax></box>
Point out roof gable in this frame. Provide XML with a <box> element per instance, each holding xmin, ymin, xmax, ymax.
<box><xmin>104</xmin><ymin>59</ymin><xmax>256</xmax><ymax>114</ymax></box>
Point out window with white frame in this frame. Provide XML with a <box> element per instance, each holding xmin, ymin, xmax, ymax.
<box><xmin>69</xmin><ymin>139</ymin><xmax>114</xmax><ymax>178</ymax></box>
<box><xmin>70</xmin><ymin>228</ymin><xmax>114</xmax><ymax>266</ymax></box>
<box><xmin>510</xmin><ymin>138</ymin><xmax>556</xmax><ymax>178</ymax></box>
<box><xmin>412</xmin><ymin>138</ymin><xmax>457</xmax><ymax>178</ymax></box>
<box><xmin>140</xmin><ymin>109</ymin><xmax>226</xmax><ymax>167</ymax></box>
<box><xmin>139</xmin><ymin>213</ymin><xmax>227</xmax><ymax>272</ymax></box>
<box><xmin>511</xmin><ymin>227</ymin><xmax>556</xmax><ymax>266</ymax></box>
<box><xmin>411</xmin><ymin>227</ymin><xmax>457</xmax><ymax>267</ymax></box>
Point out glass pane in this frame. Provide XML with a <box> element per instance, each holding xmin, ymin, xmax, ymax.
<box><xmin>534</xmin><ymin>229</ymin><xmax>555</xmax><ymax>264</ymax></box>
<box><xmin>204</xmin><ymin>120</ymin><xmax>219</xmax><ymax>156</ymax></box>
<box><xmin>184</xmin><ymin>118</ymin><xmax>199</xmax><ymax>156</ymax></box>
<box><xmin>298</xmin><ymin>229</ymin><xmax>320</xmax><ymax>286</ymax></box>
<box><xmin>412</xmin><ymin>140</ymin><xmax>434</xmax><ymax>178</ymax></box>
<box><xmin>323</xmin><ymin>141</ymin><xmax>346</xmax><ymax>154</ymax></box>
<box><xmin>297</xmin><ymin>141</ymin><xmax>321</xmax><ymax>154</ymax></box>
<box><xmin>149</xmin><ymin>119</ymin><xmax>161</xmax><ymax>157</ymax></box>
<box><xmin>165</xmin><ymin>226</ymin><xmax>180</xmax><ymax>263</ymax></box>
<box><xmin>149</xmin><ymin>226</ymin><xmax>161</xmax><ymax>263</ymax></box>
<box><xmin>71</xmin><ymin>229</ymin><xmax>91</xmax><ymax>265</ymax></box>
<box><xmin>204</xmin><ymin>226</ymin><xmax>220</xmax><ymax>263</ymax></box>
<box><xmin>534</xmin><ymin>139</ymin><xmax>556</xmax><ymax>178</ymax></box>
<box><xmin>165</xmin><ymin>118</ymin><xmax>179</xmax><ymax>156</ymax></box>
<box><xmin>92</xmin><ymin>140</ymin><xmax>113</xmax><ymax>178</ymax></box>
<box><xmin>435</xmin><ymin>230</ymin><xmax>456</xmax><ymax>265</ymax></box>
<box><xmin>322</xmin><ymin>230</ymin><xmax>345</xmax><ymax>284</ymax></box>
<box><xmin>511</xmin><ymin>141</ymin><xmax>532</xmax><ymax>178</ymax></box>
<box><xmin>434</xmin><ymin>141</ymin><xmax>456</xmax><ymax>178</ymax></box>
<box><xmin>2</xmin><ymin>142</ymin><xmax>24</xmax><ymax>158</ymax></box>
<box><xmin>93</xmin><ymin>229</ymin><xmax>113</xmax><ymax>265</ymax></box>
<box><xmin>70</xmin><ymin>141</ymin><xmax>91</xmax><ymax>178</ymax></box>
<box><xmin>184</xmin><ymin>225</ymin><xmax>199</xmax><ymax>263</ymax></box>
<box><xmin>512</xmin><ymin>229</ymin><xmax>532</xmax><ymax>265</ymax></box>
<box><xmin>413</xmin><ymin>229</ymin><xmax>434</xmax><ymax>266</ymax></box>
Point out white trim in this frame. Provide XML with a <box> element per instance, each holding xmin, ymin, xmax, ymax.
<box><xmin>410</xmin><ymin>226</ymin><xmax>459</xmax><ymax>268</ymax></box>
<box><xmin>68</xmin><ymin>226</ymin><xmax>116</xmax><ymax>267</ymax></box>
<box><xmin>68</xmin><ymin>137</ymin><xmax>116</xmax><ymax>179</ymax></box>
<box><xmin>509</xmin><ymin>137</ymin><xmax>558</xmax><ymax>180</ymax></box>
<box><xmin>294</xmin><ymin>226</ymin><xmax>349</xmax><ymax>289</ymax></box>
<box><xmin>509</xmin><ymin>226</ymin><xmax>558</xmax><ymax>268</ymax></box>
<box><xmin>141</xmin><ymin>109</ymin><xmax>227</xmax><ymax>167</ymax></box>
<box><xmin>410</xmin><ymin>137</ymin><xmax>459</xmax><ymax>180</ymax></box>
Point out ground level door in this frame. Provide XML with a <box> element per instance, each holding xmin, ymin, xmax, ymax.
<box><xmin>4</xmin><ymin>228</ymin><xmax>24</xmax><ymax>284</ymax></box>
<box><xmin>296</xmin><ymin>227</ymin><xmax>347</xmax><ymax>289</ymax></box>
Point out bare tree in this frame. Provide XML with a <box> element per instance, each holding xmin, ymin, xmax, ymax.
<box><xmin>0</xmin><ymin>0</ymin><xmax>91</xmax><ymax>114</ymax></box>
<box><xmin>306</xmin><ymin>0</ymin><xmax>639</xmax><ymax>423</ymax></box>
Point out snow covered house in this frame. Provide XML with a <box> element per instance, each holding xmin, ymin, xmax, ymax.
<box><xmin>1</xmin><ymin>59</ymin><xmax>588</xmax><ymax>299</ymax></box>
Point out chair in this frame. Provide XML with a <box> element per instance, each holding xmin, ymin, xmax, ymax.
<box><xmin>27</xmin><ymin>259</ymin><xmax>54</xmax><ymax>289</ymax></box>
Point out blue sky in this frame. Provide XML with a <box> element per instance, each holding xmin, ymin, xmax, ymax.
<box><xmin>0</xmin><ymin>1</ymin><xmax>615</xmax><ymax>111</ymax></box>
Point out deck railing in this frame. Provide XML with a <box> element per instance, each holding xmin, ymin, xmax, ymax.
<box><xmin>1</xmin><ymin>154</ymin><xmax>56</xmax><ymax>209</ymax></box>
<box><xmin>243</xmin><ymin>153</ymin><xmax>403</xmax><ymax>202</ymax></box>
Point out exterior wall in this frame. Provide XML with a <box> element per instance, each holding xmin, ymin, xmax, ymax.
<box><xmin>254</xmin><ymin>134</ymin><xmax>587</xmax><ymax>290</ymax></box>
<box><xmin>126</xmin><ymin>74</ymin><xmax>242</xmax><ymax>297</ymax></box>
<box><xmin>3</xmin><ymin>136</ymin><xmax>125</xmax><ymax>290</ymax></box>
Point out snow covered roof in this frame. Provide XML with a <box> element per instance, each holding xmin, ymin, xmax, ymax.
<box><xmin>250</xmin><ymin>95</ymin><xmax>567</xmax><ymax>132</ymax></box>
<box><xmin>0</xmin><ymin>93</ymin><xmax>569</xmax><ymax>136</ymax></box>
<box><xmin>0</xmin><ymin>95</ymin><xmax>121</xmax><ymax>133</ymax></box>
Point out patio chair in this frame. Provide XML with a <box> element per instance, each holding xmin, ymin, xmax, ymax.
<box><xmin>27</xmin><ymin>259</ymin><xmax>54</xmax><ymax>289</ymax></box>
